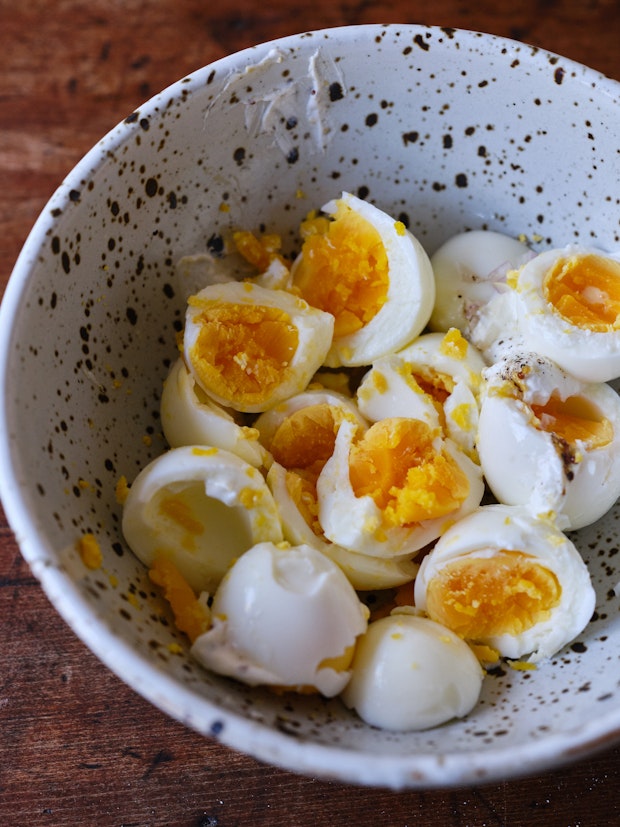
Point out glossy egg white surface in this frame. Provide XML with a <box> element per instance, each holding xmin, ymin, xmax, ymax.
<box><xmin>2</xmin><ymin>25</ymin><xmax>620</xmax><ymax>789</ymax></box>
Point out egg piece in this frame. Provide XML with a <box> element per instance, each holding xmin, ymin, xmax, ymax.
<box><xmin>317</xmin><ymin>417</ymin><xmax>484</xmax><ymax>559</ymax></box>
<box><xmin>415</xmin><ymin>503</ymin><xmax>596</xmax><ymax>662</ymax></box>
<box><xmin>183</xmin><ymin>280</ymin><xmax>334</xmax><ymax>413</ymax></box>
<box><xmin>160</xmin><ymin>358</ymin><xmax>269</xmax><ymax>467</ymax></box>
<box><xmin>121</xmin><ymin>445</ymin><xmax>283</xmax><ymax>594</ymax></box>
<box><xmin>289</xmin><ymin>191</ymin><xmax>435</xmax><ymax>367</ymax></box>
<box><xmin>477</xmin><ymin>352</ymin><xmax>620</xmax><ymax>529</ymax></box>
<box><xmin>190</xmin><ymin>541</ymin><xmax>369</xmax><ymax>696</ymax></box>
<box><xmin>357</xmin><ymin>329</ymin><xmax>485</xmax><ymax>460</ymax></box>
<box><xmin>266</xmin><ymin>461</ymin><xmax>419</xmax><ymax>590</ymax></box>
<box><xmin>429</xmin><ymin>229</ymin><xmax>533</xmax><ymax>336</ymax></box>
<box><xmin>341</xmin><ymin>613</ymin><xmax>484</xmax><ymax>731</ymax></box>
<box><xmin>504</xmin><ymin>244</ymin><xmax>620</xmax><ymax>383</ymax></box>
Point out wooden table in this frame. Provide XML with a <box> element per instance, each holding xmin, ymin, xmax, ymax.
<box><xmin>2</xmin><ymin>2</ymin><xmax>620</xmax><ymax>824</ymax></box>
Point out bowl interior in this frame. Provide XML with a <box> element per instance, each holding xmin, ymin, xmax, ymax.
<box><xmin>2</xmin><ymin>24</ymin><xmax>620</xmax><ymax>788</ymax></box>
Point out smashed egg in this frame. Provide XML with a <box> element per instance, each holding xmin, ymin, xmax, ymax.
<box><xmin>414</xmin><ymin>503</ymin><xmax>596</xmax><ymax>662</ymax></box>
<box><xmin>290</xmin><ymin>191</ymin><xmax>435</xmax><ymax>367</ymax></box>
<box><xmin>190</xmin><ymin>541</ymin><xmax>369</xmax><ymax>696</ymax></box>
<box><xmin>184</xmin><ymin>280</ymin><xmax>334</xmax><ymax>413</ymax></box>
<box><xmin>477</xmin><ymin>352</ymin><xmax>620</xmax><ymax>529</ymax></box>
<box><xmin>160</xmin><ymin>358</ymin><xmax>268</xmax><ymax>467</ymax></box>
<box><xmin>504</xmin><ymin>245</ymin><xmax>620</xmax><ymax>383</ymax></box>
<box><xmin>341</xmin><ymin>612</ymin><xmax>484</xmax><ymax>731</ymax></box>
<box><xmin>317</xmin><ymin>417</ymin><xmax>484</xmax><ymax>558</ymax></box>
<box><xmin>121</xmin><ymin>445</ymin><xmax>283</xmax><ymax>594</ymax></box>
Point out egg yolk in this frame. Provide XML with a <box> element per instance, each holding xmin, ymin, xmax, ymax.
<box><xmin>425</xmin><ymin>550</ymin><xmax>561</xmax><ymax>639</ymax></box>
<box><xmin>187</xmin><ymin>297</ymin><xmax>299</xmax><ymax>408</ymax></box>
<box><xmin>292</xmin><ymin>201</ymin><xmax>389</xmax><ymax>338</ymax></box>
<box><xmin>233</xmin><ymin>230</ymin><xmax>286</xmax><ymax>271</ymax></box>
<box><xmin>530</xmin><ymin>393</ymin><xmax>613</xmax><ymax>449</ymax></box>
<box><xmin>285</xmin><ymin>470</ymin><xmax>323</xmax><ymax>536</ymax></box>
<box><xmin>149</xmin><ymin>555</ymin><xmax>212</xmax><ymax>642</ymax></box>
<box><xmin>543</xmin><ymin>253</ymin><xmax>620</xmax><ymax>331</ymax></box>
<box><xmin>270</xmin><ymin>403</ymin><xmax>349</xmax><ymax>481</ymax></box>
<box><xmin>348</xmin><ymin>417</ymin><xmax>470</xmax><ymax>526</ymax></box>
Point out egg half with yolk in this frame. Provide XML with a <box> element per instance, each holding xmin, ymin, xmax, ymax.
<box><xmin>477</xmin><ymin>352</ymin><xmax>620</xmax><ymax>529</ymax></box>
<box><xmin>414</xmin><ymin>503</ymin><xmax>595</xmax><ymax>662</ymax></box>
<box><xmin>317</xmin><ymin>417</ymin><xmax>484</xmax><ymax>558</ymax></box>
<box><xmin>183</xmin><ymin>280</ymin><xmax>334</xmax><ymax>413</ymax></box>
<box><xmin>290</xmin><ymin>191</ymin><xmax>435</xmax><ymax>367</ymax></box>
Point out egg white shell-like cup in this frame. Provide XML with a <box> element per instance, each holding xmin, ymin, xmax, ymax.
<box><xmin>414</xmin><ymin>504</ymin><xmax>596</xmax><ymax>662</ymax></box>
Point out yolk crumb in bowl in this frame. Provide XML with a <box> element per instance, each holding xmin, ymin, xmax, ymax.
<box><xmin>149</xmin><ymin>555</ymin><xmax>211</xmax><ymax>643</ymax></box>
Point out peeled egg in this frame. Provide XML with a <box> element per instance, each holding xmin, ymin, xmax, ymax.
<box><xmin>414</xmin><ymin>503</ymin><xmax>596</xmax><ymax>662</ymax></box>
<box><xmin>341</xmin><ymin>612</ymin><xmax>484</xmax><ymax>731</ymax></box>
<box><xmin>477</xmin><ymin>352</ymin><xmax>620</xmax><ymax>529</ymax></box>
<box><xmin>190</xmin><ymin>541</ymin><xmax>369</xmax><ymax>696</ymax></box>
<box><xmin>429</xmin><ymin>229</ymin><xmax>532</xmax><ymax>336</ymax></box>
<box><xmin>160</xmin><ymin>358</ymin><xmax>268</xmax><ymax>467</ymax></box>
<box><xmin>290</xmin><ymin>191</ymin><xmax>435</xmax><ymax>367</ymax></box>
<box><xmin>317</xmin><ymin>417</ymin><xmax>484</xmax><ymax>559</ymax></box>
<box><xmin>266</xmin><ymin>461</ymin><xmax>419</xmax><ymax>590</ymax></box>
<box><xmin>121</xmin><ymin>445</ymin><xmax>283</xmax><ymax>594</ymax></box>
<box><xmin>183</xmin><ymin>280</ymin><xmax>334</xmax><ymax>413</ymax></box>
<box><xmin>357</xmin><ymin>328</ymin><xmax>485</xmax><ymax>460</ymax></box>
<box><xmin>505</xmin><ymin>244</ymin><xmax>620</xmax><ymax>382</ymax></box>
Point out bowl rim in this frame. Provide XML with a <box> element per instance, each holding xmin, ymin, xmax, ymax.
<box><xmin>2</xmin><ymin>22</ymin><xmax>620</xmax><ymax>789</ymax></box>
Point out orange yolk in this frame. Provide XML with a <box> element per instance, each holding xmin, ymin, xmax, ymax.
<box><xmin>292</xmin><ymin>202</ymin><xmax>389</xmax><ymax>338</ymax></box>
<box><xmin>187</xmin><ymin>299</ymin><xmax>299</xmax><ymax>408</ymax></box>
<box><xmin>269</xmin><ymin>403</ymin><xmax>347</xmax><ymax>481</ymax></box>
<box><xmin>348</xmin><ymin>418</ymin><xmax>470</xmax><ymax>527</ymax></box>
<box><xmin>530</xmin><ymin>393</ymin><xmax>613</xmax><ymax>449</ymax></box>
<box><xmin>425</xmin><ymin>550</ymin><xmax>561</xmax><ymax>639</ymax></box>
<box><xmin>149</xmin><ymin>555</ymin><xmax>211</xmax><ymax>643</ymax></box>
<box><xmin>232</xmin><ymin>230</ymin><xmax>286</xmax><ymax>271</ymax></box>
<box><xmin>543</xmin><ymin>253</ymin><xmax>620</xmax><ymax>331</ymax></box>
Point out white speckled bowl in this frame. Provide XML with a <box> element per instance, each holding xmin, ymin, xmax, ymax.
<box><xmin>2</xmin><ymin>24</ymin><xmax>620</xmax><ymax>789</ymax></box>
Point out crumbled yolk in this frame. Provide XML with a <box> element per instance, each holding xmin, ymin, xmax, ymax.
<box><xmin>285</xmin><ymin>470</ymin><xmax>323</xmax><ymax>536</ymax></box>
<box><xmin>439</xmin><ymin>327</ymin><xmax>469</xmax><ymax>360</ymax></box>
<box><xmin>348</xmin><ymin>418</ymin><xmax>470</xmax><ymax>526</ymax></box>
<box><xmin>77</xmin><ymin>533</ymin><xmax>102</xmax><ymax>570</ymax></box>
<box><xmin>187</xmin><ymin>298</ymin><xmax>299</xmax><ymax>408</ymax></box>
<box><xmin>232</xmin><ymin>230</ymin><xmax>285</xmax><ymax>271</ymax></box>
<box><xmin>149</xmin><ymin>555</ymin><xmax>211</xmax><ymax>643</ymax></box>
<box><xmin>270</xmin><ymin>403</ymin><xmax>346</xmax><ymax>481</ymax></box>
<box><xmin>530</xmin><ymin>393</ymin><xmax>613</xmax><ymax>449</ymax></box>
<box><xmin>543</xmin><ymin>253</ymin><xmax>620</xmax><ymax>331</ymax></box>
<box><xmin>425</xmin><ymin>550</ymin><xmax>561</xmax><ymax>639</ymax></box>
<box><xmin>292</xmin><ymin>200</ymin><xmax>389</xmax><ymax>337</ymax></box>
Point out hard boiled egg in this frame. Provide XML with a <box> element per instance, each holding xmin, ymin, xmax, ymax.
<box><xmin>505</xmin><ymin>244</ymin><xmax>620</xmax><ymax>382</ymax></box>
<box><xmin>414</xmin><ymin>503</ymin><xmax>596</xmax><ymax>662</ymax></box>
<box><xmin>357</xmin><ymin>328</ymin><xmax>485</xmax><ymax>461</ymax></box>
<box><xmin>190</xmin><ymin>541</ymin><xmax>369</xmax><ymax>696</ymax></box>
<box><xmin>183</xmin><ymin>280</ymin><xmax>334</xmax><ymax>413</ymax></box>
<box><xmin>290</xmin><ymin>191</ymin><xmax>435</xmax><ymax>367</ymax></box>
<box><xmin>121</xmin><ymin>445</ymin><xmax>283</xmax><ymax>594</ymax></box>
<box><xmin>477</xmin><ymin>352</ymin><xmax>620</xmax><ymax>529</ymax></box>
<box><xmin>160</xmin><ymin>358</ymin><xmax>268</xmax><ymax>467</ymax></box>
<box><xmin>317</xmin><ymin>417</ymin><xmax>484</xmax><ymax>559</ymax></box>
<box><xmin>341</xmin><ymin>612</ymin><xmax>484</xmax><ymax>731</ymax></box>
<box><xmin>429</xmin><ymin>229</ymin><xmax>532</xmax><ymax>336</ymax></box>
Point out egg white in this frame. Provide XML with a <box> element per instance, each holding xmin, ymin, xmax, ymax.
<box><xmin>414</xmin><ymin>503</ymin><xmax>596</xmax><ymax>662</ymax></box>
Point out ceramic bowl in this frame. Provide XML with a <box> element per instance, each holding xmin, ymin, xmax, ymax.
<box><xmin>2</xmin><ymin>24</ymin><xmax>620</xmax><ymax>789</ymax></box>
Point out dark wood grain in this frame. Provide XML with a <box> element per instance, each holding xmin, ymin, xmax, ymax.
<box><xmin>2</xmin><ymin>2</ymin><xmax>620</xmax><ymax>824</ymax></box>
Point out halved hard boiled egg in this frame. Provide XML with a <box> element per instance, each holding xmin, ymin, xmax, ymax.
<box><xmin>290</xmin><ymin>191</ymin><xmax>435</xmax><ymax>367</ymax></box>
<box><xmin>414</xmin><ymin>503</ymin><xmax>596</xmax><ymax>662</ymax></box>
<box><xmin>183</xmin><ymin>280</ymin><xmax>334</xmax><ymax>413</ymax></box>
<box><xmin>429</xmin><ymin>229</ymin><xmax>533</xmax><ymax>336</ymax></box>
<box><xmin>341</xmin><ymin>612</ymin><xmax>484</xmax><ymax>731</ymax></box>
<box><xmin>121</xmin><ymin>445</ymin><xmax>283</xmax><ymax>594</ymax></box>
<box><xmin>506</xmin><ymin>245</ymin><xmax>620</xmax><ymax>383</ymax></box>
<box><xmin>477</xmin><ymin>352</ymin><xmax>620</xmax><ymax>529</ymax></box>
<box><xmin>317</xmin><ymin>417</ymin><xmax>484</xmax><ymax>559</ymax></box>
<box><xmin>190</xmin><ymin>541</ymin><xmax>369</xmax><ymax>696</ymax></box>
<box><xmin>160</xmin><ymin>358</ymin><xmax>268</xmax><ymax>467</ymax></box>
<box><xmin>357</xmin><ymin>328</ymin><xmax>485</xmax><ymax>461</ymax></box>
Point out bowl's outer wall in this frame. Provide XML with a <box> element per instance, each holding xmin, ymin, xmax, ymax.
<box><xmin>2</xmin><ymin>25</ymin><xmax>620</xmax><ymax>788</ymax></box>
